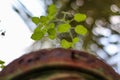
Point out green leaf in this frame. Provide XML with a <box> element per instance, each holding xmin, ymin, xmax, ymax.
<box><xmin>74</xmin><ymin>13</ymin><xmax>86</xmax><ymax>22</ymax></box>
<box><xmin>0</xmin><ymin>64</ymin><xmax>5</xmax><ymax>69</ymax></box>
<box><xmin>47</xmin><ymin>28</ymin><xmax>56</xmax><ymax>39</ymax></box>
<box><xmin>48</xmin><ymin>4</ymin><xmax>57</xmax><ymax>15</ymax></box>
<box><xmin>57</xmin><ymin>23</ymin><xmax>71</xmax><ymax>33</ymax></box>
<box><xmin>75</xmin><ymin>25</ymin><xmax>88</xmax><ymax>35</ymax></box>
<box><xmin>31</xmin><ymin>30</ymin><xmax>44</xmax><ymax>40</ymax></box>
<box><xmin>61</xmin><ymin>39</ymin><xmax>72</xmax><ymax>48</ymax></box>
<box><xmin>34</xmin><ymin>24</ymin><xmax>42</xmax><ymax>33</ymax></box>
<box><xmin>42</xmin><ymin>27</ymin><xmax>47</xmax><ymax>34</ymax></box>
<box><xmin>0</xmin><ymin>60</ymin><xmax>5</xmax><ymax>64</ymax></box>
<box><xmin>32</xmin><ymin>17</ymin><xmax>40</xmax><ymax>25</ymax></box>
<box><xmin>39</xmin><ymin>16</ymin><xmax>48</xmax><ymax>24</ymax></box>
<box><xmin>72</xmin><ymin>37</ymin><xmax>79</xmax><ymax>43</ymax></box>
<box><xmin>49</xmin><ymin>23</ymin><xmax>55</xmax><ymax>29</ymax></box>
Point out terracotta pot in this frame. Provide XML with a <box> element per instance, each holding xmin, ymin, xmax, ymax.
<box><xmin>0</xmin><ymin>48</ymin><xmax>120</xmax><ymax>80</ymax></box>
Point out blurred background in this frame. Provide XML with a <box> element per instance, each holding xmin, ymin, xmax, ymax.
<box><xmin>0</xmin><ymin>0</ymin><xmax>120</xmax><ymax>74</ymax></box>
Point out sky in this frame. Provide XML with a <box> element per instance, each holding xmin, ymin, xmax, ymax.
<box><xmin>0</xmin><ymin>0</ymin><xmax>34</xmax><ymax>67</ymax></box>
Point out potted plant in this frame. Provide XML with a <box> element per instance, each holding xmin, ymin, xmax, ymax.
<box><xmin>0</xmin><ymin>2</ymin><xmax>120</xmax><ymax>80</ymax></box>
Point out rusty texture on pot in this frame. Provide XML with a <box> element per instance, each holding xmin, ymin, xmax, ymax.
<box><xmin>0</xmin><ymin>48</ymin><xmax>120</xmax><ymax>80</ymax></box>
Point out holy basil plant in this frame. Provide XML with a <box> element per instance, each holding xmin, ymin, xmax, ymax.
<box><xmin>31</xmin><ymin>4</ymin><xmax>87</xmax><ymax>49</ymax></box>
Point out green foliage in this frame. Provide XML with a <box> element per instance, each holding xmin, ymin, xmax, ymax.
<box><xmin>31</xmin><ymin>4</ymin><xmax>57</xmax><ymax>40</ymax></box>
<box><xmin>61</xmin><ymin>37</ymin><xmax>80</xmax><ymax>49</ymax></box>
<box><xmin>61</xmin><ymin>39</ymin><xmax>72</xmax><ymax>48</ymax></box>
<box><xmin>48</xmin><ymin>4</ymin><xmax>57</xmax><ymax>16</ymax></box>
<box><xmin>0</xmin><ymin>60</ymin><xmax>5</xmax><ymax>69</ymax></box>
<box><xmin>32</xmin><ymin>17</ymin><xmax>40</xmax><ymax>25</ymax></box>
<box><xmin>49</xmin><ymin>23</ymin><xmax>55</xmax><ymax>28</ymax></box>
<box><xmin>57</xmin><ymin>23</ymin><xmax>71</xmax><ymax>33</ymax></box>
<box><xmin>72</xmin><ymin>37</ymin><xmax>79</xmax><ymax>43</ymax></box>
<box><xmin>48</xmin><ymin>28</ymin><xmax>56</xmax><ymax>39</ymax></box>
<box><xmin>31</xmin><ymin>30</ymin><xmax>44</xmax><ymax>40</ymax></box>
<box><xmin>75</xmin><ymin>25</ymin><xmax>88</xmax><ymax>35</ymax></box>
<box><xmin>39</xmin><ymin>16</ymin><xmax>48</xmax><ymax>24</ymax></box>
<box><xmin>74</xmin><ymin>13</ymin><xmax>87</xmax><ymax>22</ymax></box>
<box><xmin>31</xmin><ymin>4</ymin><xmax>88</xmax><ymax>48</ymax></box>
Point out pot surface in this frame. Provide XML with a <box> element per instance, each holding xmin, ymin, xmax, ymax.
<box><xmin>0</xmin><ymin>48</ymin><xmax>120</xmax><ymax>80</ymax></box>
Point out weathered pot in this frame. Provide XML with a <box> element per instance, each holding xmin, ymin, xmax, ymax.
<box><xmin>0</xmin><ymin>48</ymin><xmax>120</xmax><ymax>80</ymax></box>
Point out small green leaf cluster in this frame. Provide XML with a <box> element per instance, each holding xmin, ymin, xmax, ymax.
<box><xmin>57</xmin><ymin>13</ymin><xmax>87</xmax><ymax>48</ymax></box>
<box><xmin>31</xmin><ymin>4</ymin><xmax>57</xmax><ymax>40</ymax></box>
<box><xmin>0</xmin><ymin>60</ymin><xmax>5</xmax><ymax>69</ymax></box>
<box><xmin>31</xmin><ymin>4</ymin><xmax>88</xmax><ymax>49</ymax></box>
